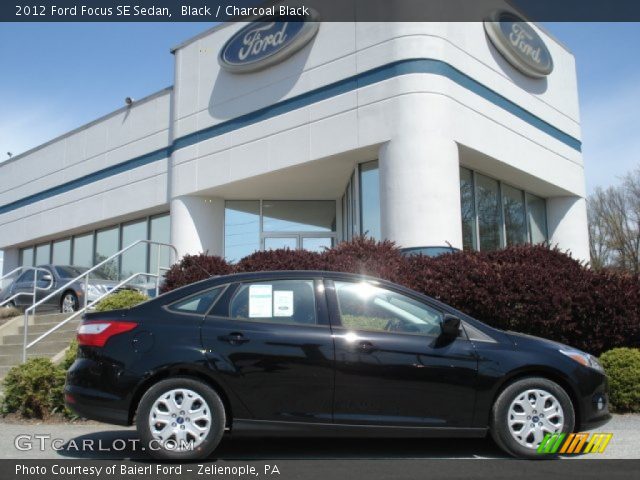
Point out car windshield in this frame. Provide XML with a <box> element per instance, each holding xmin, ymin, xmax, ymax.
<box><xmin>54</xmin><ymin>266</ymin><xmax>109</xmax><ymax>280</ymax></box>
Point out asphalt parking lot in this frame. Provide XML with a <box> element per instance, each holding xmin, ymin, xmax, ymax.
<box><xmin>0</xmin><ymin>414</ymin><xmax>637</xmax><ymax>461</ymax></box>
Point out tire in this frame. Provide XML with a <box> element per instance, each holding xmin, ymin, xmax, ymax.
<box><xmin>490</xmin><ymin>377</ymin><xmax>575</xmax><ymax>459</ymax></box>
<box><xmin>60</xmin><ymin>292</ymin><xmax>79</xmax><ymax>313</ymax></box>
<box><xmin>136</xmin><ymin>377</ymin><xmax>226</xmax><ymax>461</ymax></box>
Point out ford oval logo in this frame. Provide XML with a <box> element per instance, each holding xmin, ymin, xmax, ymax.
<box><xmin>219</xmin><ymin>12</ymin><xmax>319</xmax><ymax>73</ymax></box>
<box><xmin>484</xmin><ymin>11</ymin><xmax>553</xmax><ymax>78</ymax></box>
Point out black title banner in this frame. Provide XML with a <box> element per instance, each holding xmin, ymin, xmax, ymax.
<box><xmin>4</xmin><ymin>0</ymin><xmax>640</xmax><ymax>22</ymax></box>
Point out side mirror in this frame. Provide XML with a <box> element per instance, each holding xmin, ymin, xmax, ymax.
<box><xmin>440</xmin><ymin>314</ymin><xmax>461</xmax><ymax>339</ymax></box>
<box><xmin>41</xmin><ymin>274</ymin><xmax>52</xmax><ymax>282</ymax></box>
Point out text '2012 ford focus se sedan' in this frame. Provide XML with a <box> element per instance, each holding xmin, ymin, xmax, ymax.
<box><xmin>65</xmin><ymin>271</ymin><xmax>610</xmax><ymax>460</ymax></box>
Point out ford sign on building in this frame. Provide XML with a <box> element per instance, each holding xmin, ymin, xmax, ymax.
<box><xmin>0</xmin><ymin>16</ymin><xmax>588</xmax><ymax>280</ymax></box>
<box><xmin>219</xmin><ymin>14</ymin><xmax>320</xmax><ymax>72</ymax></box>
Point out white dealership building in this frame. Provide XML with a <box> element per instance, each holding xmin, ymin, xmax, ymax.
<box><xmin>0</xmin><ymin>16</ymin><xmax>588</xmax><ymax>280</ymax></box>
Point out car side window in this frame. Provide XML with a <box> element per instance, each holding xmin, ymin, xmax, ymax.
<box><xmin>36</xmin><ymin>270</ymin><xmax>50</xmax><ymax>282</ymax></box>
<box><xmin>17</xmin><ymin>270</ymin><xmax>34</xmax><ymax>283</ymax></box>
<box><xmin>229</xmin><ymin>280</ymin><xmax>317</xmax><ymax>326</ymax></box>
<box><xmin>168</xmin><ymin>286</ymin><xmax>225</xmax><ymax>315</ymax></box>
<box><xmin>334</xmin><ymin>281</ymin><xmax>443</xmax><ymax>336</ymax></box>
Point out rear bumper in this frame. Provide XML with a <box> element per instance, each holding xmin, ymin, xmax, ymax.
<box><xmin>64</xmin><ymin>384</ymin><xmax>130</xmax><ymax>426</ymax></box>
<box><xmin>65</xmin><ymin>357</ymin><xmax>133</xmax><ymax>426</ymax></box>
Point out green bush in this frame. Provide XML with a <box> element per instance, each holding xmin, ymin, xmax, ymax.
<box><xmin>60</xmin><ymin>339</ymin><xmax>78</xmax><ymax>371</ymax></box>
<box><xmin>94</xmin><ymin>289</ymin><xmax>148</xmax><ymax>312</ymax></box>
<box><xmin>600</xmin><ymin>348</ymin><xmax>640</xmax><ymax>413</ymax></box>
<box><xmin>1</xmin><ymin>358</ymin><xmax>67</xmax><ymax>418</ymax></box>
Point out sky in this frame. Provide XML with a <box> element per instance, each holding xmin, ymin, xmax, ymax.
<box><xmin>0</xmin><ymin>22</ymin><xmax>639</xmax><ymax>267</ymax></box>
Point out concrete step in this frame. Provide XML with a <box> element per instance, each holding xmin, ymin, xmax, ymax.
<box><xmin>0</xmin><ymin>352</ymin><xmax>56</xmax><ymax>366</ymax></box>
<box><xmin>32</xmin><ymin>313</ymin><xmax>73</xmax><ymax>325</ymax></box>
<box><xmin>2</xmin><ymin>329</ymin><xmax>77</xmax><ymax>346</ymax></box>
<box><xmin>18</xmin><ymin>319</ymin><xmax>79</xmax><ymax>335</ymax></box>
<box><xmin>0</xmin><ymin>340</ymin><xmax>71</xmax><ymax>356</ymax></box>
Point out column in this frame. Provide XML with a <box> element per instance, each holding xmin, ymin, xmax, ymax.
<box><xmin>170</xmin><ymin>196</ymin><xmax>225</xmax><ymax>259</ymax></box>
<box><xmin>546</xmin><ymin>196</ymin><xmax>590</xmax><ymax>264</ymax></box>
<box><xmin>378</xmin><ymin>135</ymin><xmax>463</xmax><ymax>249</ymax></box>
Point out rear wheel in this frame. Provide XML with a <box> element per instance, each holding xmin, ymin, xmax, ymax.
<box><xmin>136</xmin><ymin>377</ymin><xmax>225</xmax><ymax>460</ymax></box>
<box><xmin>490</xmin><ymin>377</ymin><xmax>575</xmax><ymax>459</ymax></box>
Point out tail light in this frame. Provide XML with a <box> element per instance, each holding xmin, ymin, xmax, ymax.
<box><xmin>77</xmin><ymin>320</ymin><xmax>138</xmax><ymax>347</ymax></box>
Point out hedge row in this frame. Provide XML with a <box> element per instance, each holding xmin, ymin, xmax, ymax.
<box><xmin>161</xmin><ymin>237</ymin><xmax>640</xmax><ymax>356</ymax></box>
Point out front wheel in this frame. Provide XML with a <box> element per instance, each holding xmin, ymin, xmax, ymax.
<box><xmin>490</xmin><ymin>377</ymin><xmax>575</xmax><ymax>459</ymax></box>
<box><xmin>136</xmin><ymin>377</ymin><xmax>226</xmax><ymax>460</ymax></box>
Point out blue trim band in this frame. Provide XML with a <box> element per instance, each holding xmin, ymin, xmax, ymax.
<box><xmin>0</xmin><ymin>58</ymin><xmax>581</xmax><ymax>217</ymax></box>
<box><xmin>0</xmin><ymin>148</ymin><xmax>170</xmax><ymax>215</ymax></box>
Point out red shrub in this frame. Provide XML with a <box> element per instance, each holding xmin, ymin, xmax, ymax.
<box><xmin>321</xmin><ymin>236</ymin><xmax>406</xmax><ymax>283</ymax></box>
<box><xmin>236</xmin><ymin>248</ymin><xmax>325</xmax><ymax>272</ymax></box>
<box><xmin>160</xmin><ymin>239</ymin><xmax>640</xmax><ymax>355</ymax></box>
<box><xmin>400</xmin><ymin>245</ymin><xmax>640</xmax><ymax>355</ymax></box>
<box><xmin>160</xmin><ymin>253</ymin><xmax>234</xmax><ymax>293</ymax></box>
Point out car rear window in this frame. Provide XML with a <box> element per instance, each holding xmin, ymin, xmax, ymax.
<box><xmin>168</xmin><ymin>287</ymin><xmax>225</xmax><ymax>315</ymax></box>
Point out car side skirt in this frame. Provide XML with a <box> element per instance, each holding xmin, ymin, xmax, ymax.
<box><xmin>231</xmin><ymin>419</ymin><xmax>488</xmax><ymax>438</ymax></box>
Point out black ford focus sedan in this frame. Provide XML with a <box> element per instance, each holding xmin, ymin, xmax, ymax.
<box><xmin>65</xmin><ymin>271</ymin><xmax>610</xmax><ymax>460</ymax></box>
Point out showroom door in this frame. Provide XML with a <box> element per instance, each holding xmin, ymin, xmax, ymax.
<box><xmin>326</xmin><ymin>279</ymin><xmax>478</xmax><ymax>427</ymax></box>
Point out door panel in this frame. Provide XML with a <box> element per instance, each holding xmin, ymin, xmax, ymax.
<box><xmin>201</xmin><ymin>279</ymin><xmax>334</xmax><ymax>423</ymax></box>
<box><xmin>13</xmin><ymin>270</ymin><xmax>35</xmax><ymax>307</ymax></box>
<box><xmin>328</xmin><ymin>279</ymin><xmax>478</xmax><ymax>427</ymax></box>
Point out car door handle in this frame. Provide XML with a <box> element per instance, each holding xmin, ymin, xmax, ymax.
<box><xmin>356</xmin><ymin>341</ymin><xmax>376</xmax><ymax>353</ymax></box>
<box><xmin>219</xmin><ymin>332</ymin><xmax>249</xmax><ymax>345</ymax></box>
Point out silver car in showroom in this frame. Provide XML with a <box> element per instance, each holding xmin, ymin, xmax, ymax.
<box><xmin>0</xmin><ymin>265</ymin><xmax>129</xmax><ymax>313</ymax></box>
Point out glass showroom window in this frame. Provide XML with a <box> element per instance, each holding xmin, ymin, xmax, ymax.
<box><xmin>95</xmin><ymin>226</ymin><xmax>120</xmax><ymax>280</ymax></box>
<box><xmin>121</xmin><ymin>219</ymin><xmax>148</xmax><ymax>280</ymax></box>
<box><xmin>502</xmin><ymin>185</ymin><xmax>527</xmax><ymax>246</ymax></box>
<box><xmin>341</xmin><ymin>170</ymin><xmax>357</xmax><ymax>241</ymax></box>
<box><xmin>150</xmin><ymin>214</ymin><xmax>171</xmax><ymax>272</ymax></box>
<box><xmin>72</xmin><ymin>232</ymin><xmax>94</xmax><ymax>268</ymax></box>
<box><xmin>476</xmin><ymin>174</ymin><xmax>503</xmax><ymax>251</ymax></box>
<box><xmin>459</xmin><ymin>168</ymin><xmax>477</xmax><ymax>250</ymax></box>
<box><xmin>225</xmin><ymin>201</ymin><xmax>261</xmax><ymax>263</ymax></box>
<box><xmin>35</xmin><ymin>243</ymin><xmax>51</xmax><ymax>265</ymax></box>
<box><xmin>52</xmin><ymin>238</ymin><xmax>71</xmax><ymax>265</ymax></box>
<box><xmin>224</xmin><ymin>201</ymin><xmax>337</xmax><ymax>261</ymax></box>
<box><xmin>19</xmin><ymin>247</ymin><xmax>34</xmax><ymax>267</ymax></box>
<box><xmin>360</xmin><ymin>161</ymin><xmax>381</xmax><ymax>240</ymax></box>
<box><xmin>341</xmin><ymin>160</ymin><xmax>381</xmax><ymax>242</ymax></box>
<box><xmin>16</xmin><ymin>213</ymin><xmax>172</xmax><ymax>280</ymax></box>
<box><xmin>459</xmin><ymin>167</ymin><xmax>548</xmax><ymax>251</ymax></box>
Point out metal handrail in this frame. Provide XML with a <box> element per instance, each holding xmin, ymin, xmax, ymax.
<box><xmin>25</xmin><ymin>272</ymin><xmax>159</xmax><ymax>353</ymax></box>
<box><xmin>1</xmin><ymin>266</ymin><xmax>28</xmax><ymax>283</ymax></box>
<box><xmin>0</xmin><ymin>266</ymin><xmax>54</xmax><ymax>308</ymax></box>
<box><xmin>21</xmin><ymin>240</ymin><xmax>178</xmax><ymax>362</ymax></box>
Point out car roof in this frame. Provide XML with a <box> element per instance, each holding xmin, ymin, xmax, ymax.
<box><xmin>164</xmin><ymin>269</ymin><xmax>445</xmax><ymax>309</ymax></box>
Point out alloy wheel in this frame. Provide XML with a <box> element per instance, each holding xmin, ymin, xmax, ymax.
<box><xmin>148</xmin><ymin>388</ymin><xmax>212</xmax><ymax>451</ymax></box>
<box><xmin>61</xmin><ymin>294</ymin><xmax>77</xmax><ymax>313</ymax></box>
<box><xmin>507</xmin><ymin>388</ymin><xmax>565</xmax><ymax>449</ymax></box>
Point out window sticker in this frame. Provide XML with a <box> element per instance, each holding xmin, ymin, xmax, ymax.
<box><xmin>249</xmin><ymin>284</ymin><xmax>273</xmax><ymax>317</ymax></box>
<box><xmin>274</xmin><ymin>290</ymin><xmax>294</xmax><ymax>317</ymax></box>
